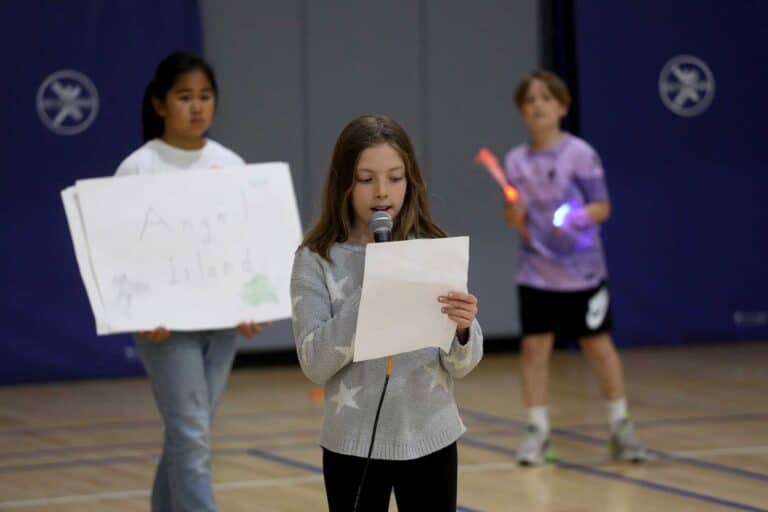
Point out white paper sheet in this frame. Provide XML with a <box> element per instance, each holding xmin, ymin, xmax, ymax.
<box><xmin>353</xmin><ymin>237</ymin><xmax>469</xmax><ymax>362</ymax></box>
<box><xmin>61</xmin><ymin>187</ymin><xmax>111</xmax><ymax>334</ymax></box>
<box><xmin>61</xmin><ymin>162</ymin><xmax>302</xmax><ymax>335</ymax></box>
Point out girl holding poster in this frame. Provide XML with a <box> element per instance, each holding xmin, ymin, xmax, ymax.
<box><xmin>115</xmin><ymin>51</ymin><xmax>263</xmax><ymax>512</ymax></box>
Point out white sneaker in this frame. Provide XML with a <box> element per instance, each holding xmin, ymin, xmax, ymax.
<box><xmin>610</xmin><ymin>418</ymin><xmax>649</xmax><ymax>463</ymax></box>
<box><xmin>516</xmin><ymin>425</ymin><xmax>552</xmax><ymax>466</ymax></box>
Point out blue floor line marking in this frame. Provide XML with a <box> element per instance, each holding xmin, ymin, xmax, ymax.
<box><xmin>462</xmin><ymin>408</ymin><xmax>768</xmax><ymax>483</ymax></box>
<box><xmin>461</xmin><ymin>436</ymin><xmax>768</xmax><ymax>512</ymax></box>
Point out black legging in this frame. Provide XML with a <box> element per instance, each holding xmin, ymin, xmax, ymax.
<box><xmin>322</xmin><ymin>442</ymin><xmax>457</xmax><ymax>511</ymax></box>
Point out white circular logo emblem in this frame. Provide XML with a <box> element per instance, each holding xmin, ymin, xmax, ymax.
<box><xmin>36</xmin><ymin>70</ymin><xmax>99</xmax><ymax>135</ymax></box>
<box><xmin>658</xmin><ymin>55</ymin><xmax>715</xmax><ymax>117</ymax></box>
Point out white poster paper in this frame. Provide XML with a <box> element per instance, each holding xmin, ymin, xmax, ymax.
<box><xmin>62</xmin><ymin>163</ymin><xmax>302</xmax><ymax>334</ymax></box>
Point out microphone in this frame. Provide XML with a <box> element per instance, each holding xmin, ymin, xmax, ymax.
<box><xmin>369</xmin><ymin>210</ymin><xmax>393</xmax><ymax>243</ymax></box>
<box><xmin>367</xmin><ymin>210</ymin><xmax>394</xmax><ymax>378</ymax></box>
<box><xmin>353</xmin><ymin>210</ymin><xmax>394</xmax><ymax>512</ymax></box>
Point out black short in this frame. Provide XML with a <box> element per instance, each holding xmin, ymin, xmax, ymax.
<box><xmin>519</xmin><ymin>282</ymin><xmax>613</xmax><ymax>338</ymax></box>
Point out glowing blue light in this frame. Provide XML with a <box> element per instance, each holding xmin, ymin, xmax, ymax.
<box><xmin>552</xmin><ymin>203</ymin><xmax>571</xmax><ymax>227</ymax></box>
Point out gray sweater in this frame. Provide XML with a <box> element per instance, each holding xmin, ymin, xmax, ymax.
<box><xmin>290</xmin><ymin>242</ymin><xmax>483</xmax><ymax>460</ymax></box>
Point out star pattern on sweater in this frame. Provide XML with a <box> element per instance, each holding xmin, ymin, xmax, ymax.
<box><xmin>424</xmin><ymin>362</ymin><xmax>451</xmax><ymax>393</ymax></box>
<box><xmin>444</xmin><ymin>346</ymin><xmax>472</xmax><ymax>370</ymax></box>
<box><xmin>326</xmin><ymin>273</ymin><xmax>349</xmax><ymax>303</ymax></box>
<box><xmin>300</xmin><ymin>331</ymin><xmax>315</xmax><ymax>362</ymax></box>
<box><xmin>335</xmin><ymin>344</ymin><xmax>354</xmax><ymax>363</ymax></box>
<box><xmin>329</xmin><ymin>380</ymin><xmax>362</xmax><ymax>415</ymax></box>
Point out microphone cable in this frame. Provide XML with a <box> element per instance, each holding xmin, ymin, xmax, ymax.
<box><xmin>352</xmin><ymin>355</ymin><xmax>393</xmax><ymax>511</ymax></box>
<box><xmin>352</xmin><ymin>211</ymin><xmax>395</xmax><ymax>510</ymax></box>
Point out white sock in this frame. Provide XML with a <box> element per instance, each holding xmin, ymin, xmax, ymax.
<box><xmin>528</xmin><ymin>406</ymin><xmax>549</xmax><ymax>435</ymax></box>
<box><xmin>607</xmin><ymin>397</ymin><xmax>628</xmax><ymax>428</ymax></box>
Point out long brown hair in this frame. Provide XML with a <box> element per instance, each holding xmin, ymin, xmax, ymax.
<box><xmin>300</xmin><ymin>115</ymin><xmax>445</xmax><ymax>261</ymax></box>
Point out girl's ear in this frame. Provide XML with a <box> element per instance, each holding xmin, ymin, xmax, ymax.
<box><xmin>150</xmin><ymin>96</ymin><xmax>166</xmax><ymax>118</ymax></box>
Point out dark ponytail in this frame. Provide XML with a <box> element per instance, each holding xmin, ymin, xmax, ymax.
<box><xmin>141</xmin><ymin>51</ymin><xmax>218</xmax><ymax>142</ymax></box>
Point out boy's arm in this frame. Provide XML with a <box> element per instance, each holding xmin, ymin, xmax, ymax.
<box><xmin>584</xmin><ymin>200</ymin><xmax>611</xmax><ymax>224</ymax></box>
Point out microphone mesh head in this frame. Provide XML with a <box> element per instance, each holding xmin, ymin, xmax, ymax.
<box><xmin>369</xmin><ymin>211</ymin><xmax>393</xmax><ymax>233</ymax></box>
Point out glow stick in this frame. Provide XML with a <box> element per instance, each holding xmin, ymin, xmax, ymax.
<box><xmin>474</xmin><ymin>147</ymin><xmax>519</xmax><ymax>202</ymax></box>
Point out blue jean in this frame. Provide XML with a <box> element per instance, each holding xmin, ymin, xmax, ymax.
<box><xmin>136</xmin><ymin>329</ymin><xmax>238</xmax><ymax>512</ymax></box>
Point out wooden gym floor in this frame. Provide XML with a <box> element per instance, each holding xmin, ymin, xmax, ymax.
<box><xmin>0</xmin><ymin>342</ymin><xmax>766</xmax><ymax>511</ymax></box>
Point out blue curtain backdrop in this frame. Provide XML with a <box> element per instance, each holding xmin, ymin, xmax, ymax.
<box><xmin>0</xmin><ymin>1</ymin><xmax>202</xmax><ymax>383</ymax></box>
<box><xmin>572</xmin><ymin>1</ymin><xmax>768</xmax><ymax>345</ymax></box>
<box><xmin>2</xmin><ymin>1</ymin><xmax>766</xmax><ymax>384</ymax></box>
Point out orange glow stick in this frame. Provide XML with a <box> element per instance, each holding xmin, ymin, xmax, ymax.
<box><xmin>474</xmin><ymin>147</ymin><xmax>519</xmax><ymax>202</ymax></box>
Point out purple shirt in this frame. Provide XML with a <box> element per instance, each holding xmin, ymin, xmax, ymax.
<box><xmin>504</xmin><ymin>133</ymin><xmax>609</xmax><ymax>291</ymax></box>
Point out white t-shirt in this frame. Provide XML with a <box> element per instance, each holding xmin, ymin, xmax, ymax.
<box><xmin>115</xmin><ymin>138</ymin><xmax>245</xmax><ymax>176</ymax></box>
